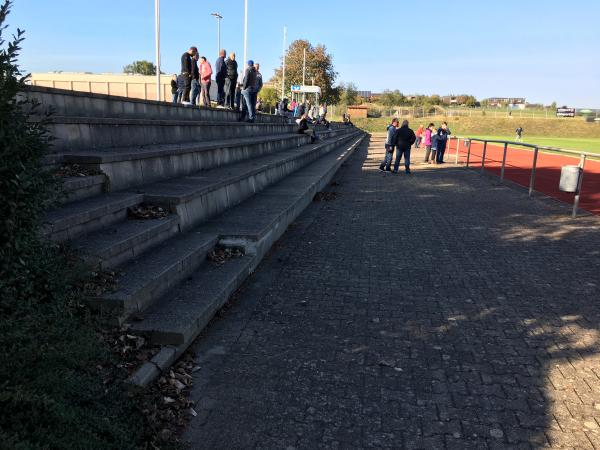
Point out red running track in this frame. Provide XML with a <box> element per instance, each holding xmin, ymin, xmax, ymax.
<box><xmin>444</xmin><ymin>140</ymin><xmax>600</xmax><ymax>216</ymax></box>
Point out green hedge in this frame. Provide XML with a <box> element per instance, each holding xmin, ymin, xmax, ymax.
<box><xmin>0</xmin><ymin>2</ymin><xmax>148</xmax><ymax>448</ymax></box>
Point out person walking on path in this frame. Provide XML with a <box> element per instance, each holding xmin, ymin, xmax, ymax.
<box><xmin>379</xmin><ymin>118</ymin><xmax>399</xmax><ymax>172</ymax></box>
<box><xmin>180</xmin><ymin>46</ymin><xmax>197</xmax><ymax>103</ymax></box>
<box><xmin>215</xmin><ymin>49</ymin><xmax>227</xmax><ymax>107</ymax></box>
<box><xmin>393</xmin><ymin>119</ymin><xmax>417</xmax><ymax>174</ymax></box>
<box><xmin>239</xmin><ymin>60</ymin><xmax>258</xmax><ymax>122</ymax></box>
<box><xmin>414</xmin><ymin>125</ymin><xmax>424</xmax><ymax>148</ymax></box>
<box><xmin>515</xmin><ymin>126</ymin><xmax>524</xmax><ymax>142</ymax></box>
<box><xmin>190</xmin><ymin>54</ymin><xmax>200</xmax><ymax>105</ymax></box>
<box><xmin>199</xmin><ymin>56</ymin><xmax>213</xmax><ymax>107</ymax></box>
<box><xmin>435</xmin><ymin>122</ymin><xmax>451</xmax><ymax>164</ymax></box>
<box><xmin>224</xmin><ymin>52</ymin><xmax>238</xmax><ymax>109</ymax></box>
<box><xmin>423</xmin><ymin>123</ymin><xmax>435</xmax><ymax>163</ymax></box>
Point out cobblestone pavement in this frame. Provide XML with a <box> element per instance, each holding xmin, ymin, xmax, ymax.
<box><xmin>185</xmin><ymin>135</ymin><xmax>600</xmax><ymax>449</ymax></box>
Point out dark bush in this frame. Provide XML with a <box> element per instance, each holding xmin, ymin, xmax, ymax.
<box><xmin>0</xmin><ymin>2</ymin><xmax>148</xmax><ymax>448</ymax></box>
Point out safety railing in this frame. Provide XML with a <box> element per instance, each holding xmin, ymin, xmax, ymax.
<box><xmin>447</xmin><ymin>136</ymin><xmax>595</xmax><ymax>218</ymax></box>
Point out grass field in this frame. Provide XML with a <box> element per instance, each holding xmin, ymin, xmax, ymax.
<box><xmin>466</xmin><ymin>136</ymin><xmax>600</xmax><ymax>154</ymax></box>
<box><xmin>354</xmin><ymin>116</ymin><xmax>600</xmax><ymax>155</ymax></box>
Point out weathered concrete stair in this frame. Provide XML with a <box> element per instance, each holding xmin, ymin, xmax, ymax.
<box><xmin>141</xmin><ymin>130</ymin><xmax>360</xmax><ymax>230</ymax></box>
<box><xmin>71</xmin><ymin>215</ymin><xmax>180</xmax><ymax>269</ymax></box>
<box><xmin>89</xmin><ymin>230</ymin><xmax>219</xmax><ymax>319</ymax></box>
<box><xmin>45</xmin><ymin>192</ymin><xmax>143</xmax><ymax>242</ymax></box>
<box><xmin>128</xmin><ymin>133</ymin><xmax>367</xmax><ymax>386</ymax></box>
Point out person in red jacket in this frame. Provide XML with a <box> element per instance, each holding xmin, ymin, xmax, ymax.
<box><xmin>414</xmin><ymin>124</ymin><xmax>424</xmax><ymax>148</ymax></box>
<box><xmin>199</xmin><ymin>56</ymin><xmax>213</xmax><ymax>107</ymax></box>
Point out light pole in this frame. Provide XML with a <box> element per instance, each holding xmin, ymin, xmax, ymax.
<box><xmin>211</xmin><ymin>12</ymin><xmax>222</xmax><ymax>55</ymax></box>
<box><xmin>243</xmin><ymin>0</ymin><xmax>248</xmax><ymax>68</ymax></box>
<box><xmin>154</xmin><ymin>0</ymin><xmax>161</xmax><ymax>101</ymax></box>
<box><xmin>281</xmin><ymin>25</ymin><xmax>287</xmax><ymax>100</ymax></box>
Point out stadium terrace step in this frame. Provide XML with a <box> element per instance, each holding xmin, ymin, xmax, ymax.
<box><xmin>24</xmin><ymin>85</ymin><xmax>290</xmax><ymax>124</ymax></box>
<box><xmin>61</xmin><ymin>133</ymin><xmax>312</xmax><ymax>191</ymax></box>
<box><xmin>90</xmin><ymin>230</ymin><xmax>219</xmax><ymax>320</ymax></box>
<box><xmin>44</xmin><ymin>192</ymin><xmax>143</xmax><ymax>242</ymax></box>
<box><xmin>71</xmin><ymin>215</ymin><xmax>180</xmax><ymax>269</ymax></box>
<box><xmin>60</xmin><ymin>174</ymin><xmax>106</xmax><ymax>203</ymax></box>
<box><xmin>127</xmin><ymin>133</ymin><xmax>366</xmax><ymax>380</ymax></box>
<box><xmin>45</xmin><ymin>116</ymin><xmax>298</xmax><ymax>152</ymax></box>
<box><xmin>141</xmin><ymin>130</ymin><xmax>361</xmax><ymax>230</ymax></box>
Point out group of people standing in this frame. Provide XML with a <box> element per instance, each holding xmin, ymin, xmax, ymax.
<box><xmin>171</xmin><ymin>46</ymin><xmax>263</xmax><ymax>122</ymax></box>
<box><xmin>379</xmin><ymin>120</ymin><xmax>451</xmax><ymax>173</ymax></box>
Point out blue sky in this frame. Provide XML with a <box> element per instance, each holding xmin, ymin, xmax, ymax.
<box><xmin>8</xmin><ymin>0</ymin><xmax>600</xmax><ymax>107</ymax></box>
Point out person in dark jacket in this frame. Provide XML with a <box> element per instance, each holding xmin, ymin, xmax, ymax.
<box><xmin>435</xmin><ymin>122</ymin><xmax>451</xmax><ymax>164</ymax></box>
<box><xmin>297</xmin><ymin>113</ymin><xmax>316</xmax><ymax>143</ymax></box>
<box><xmin>224</xmin><ymin>52</ymin><xmax>238</xmax><ymax>109</ymax></box>
<box><xmin>235</xmin><ymin>83</ymin><xmax>242</xmax><ymax>111</ymax></box>
<box><xmin>214</xmin><ymin>49</ymin><xmax>227</xmax><ymax>106</ymax></box>
<box><xmin>170</xmin><ymin>74</ymin><xmax>179</xmax><ymax>104</ymax></box>
<box><xmin>379</xmin><ymin>118</ymin><xmax>398</xmax><ymax>172</ymax></box>
<box><xmin>190</xmin><ymin>53</ymin><xmax>200</xmax><ymax>105</ymax></box>
<box><xmin>239</xmin><ymin>60</ymin><xmax>258</xmax><ymax>122</ymax></box>
<box><xmin>180</xmin><ymin>46</ymin><xmax>197</xmax><ymax>103</ymax></box>
<box><xmin>393</xmin><ymin>119</ymin><xmax>417</xmax><ymax>174</ymax></box>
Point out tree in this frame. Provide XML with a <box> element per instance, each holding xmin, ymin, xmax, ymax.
<box><xmin>338</xmin><ymin>82</ymin><xmax>359</xmax><ymax>106</ymax></box>
<box><xmin>123</xmin><ymin>60</ymin><xmax>156</xmax><ymax>75</ymax></box>
<box><xmin>270</xmin><ymin>39</ymin><xmax>338</xmax><ymax>104</ymax></box>
<box><xmin>258</xmin><ymin>87</ymin><xmax>279</xmax><ymax>113</ymax></box>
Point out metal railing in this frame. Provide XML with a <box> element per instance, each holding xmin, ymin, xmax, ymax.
<box><xmin>448</xmin><ymin>136</ymin><xmax>594</xmax><ymax>218</ymax></box>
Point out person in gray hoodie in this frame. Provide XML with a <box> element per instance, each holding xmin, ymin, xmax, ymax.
<box><xmin>379</xmin><ymin>118</ymin><xmax>399</xmax><ymax>172</ymax></box>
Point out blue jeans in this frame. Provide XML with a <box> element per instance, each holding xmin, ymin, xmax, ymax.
<box><xmin>241</xmin><ymin>87</ymin><xmax>257</xmax><ymax>120</ymax></box>
<box><xmin>394</xmin><ymin>147</ymin><xmax>411</xmax><ymax>172</ymax></box>
<box><xmin>436</xmin><ymin>140</ymin><xmax>447</xmax><ymax>163</ymax></box>
<box><xmin>190</xmin><ymin>79</ymin><xmax>200</xmax><ymax>105</ymax></box>
<box><xmin>379</xmin><ymin>145</ymin><xmax>394</xmax><ymax>170</ymax></box>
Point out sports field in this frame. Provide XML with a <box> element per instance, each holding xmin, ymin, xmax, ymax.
<box><xmin>445</xmin><ymin>140</ymin><xmax>600</xmax><ymax>215</ymax></box>
<box><xmin>466</xmin><ymin>136</ymin><xmax>600</xmax><ymax>154</ymax></box>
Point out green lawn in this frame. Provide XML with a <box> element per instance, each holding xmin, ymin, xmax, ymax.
<box><xmin>467</xmin><ymin>136</ymin><xmax>600</xmax><ymax>154</ymax></box>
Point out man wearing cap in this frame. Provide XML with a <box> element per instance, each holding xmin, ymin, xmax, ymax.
<box><xmin>239</xmin><ymin>60</ymin><xmax>258</xmax><ymax>122</ymax></box>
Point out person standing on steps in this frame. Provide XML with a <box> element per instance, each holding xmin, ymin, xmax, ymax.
<box><xmin>414</xmin><ymin>124</ymin><xmax>424</xmax><ymax>149</ymax></box>
<box><xmin>215</xmin><ymin>49</ymin><xmax>227</xmax><ymax>107</ymax></box>
<box><xmin>379</xmin><ymin>118</ymin><xmax>398</xmax><ymax>172</ymax></box>
<box><xmin>393</xmin><ymin>119</ymin><xmax>417</xmax><ymax>174</ymax></box>
<box><xmin>180</xmin><ymin>46</ymin><xmax>197</xmax><ymax>103</ymax></box>
<box><xmin>224</xmin><ymin>52</ymin><xmax>238</xmax><ymax>109</ymax></box>
<box><xmin>239</xmin><ymin>60</ymin><xmax>258</xmax><ymax>122</ymax></box>
<box><xmin>171</xmin><ymin>74</ymin><xmax>180</xmax><ymax>104</ymax></box>
<box><xmin>190</xmin><ymin>54</ymin><xmax>200</xmax><ymax>106</ymax></box>
<box><xmin>436</xmin><ymin>122</ymin><xmax>451</xmax><ymax>164</ymax></box>
<box><xmin>423</xmin><ymin>123</ymin><xmax>435</xmax><ymax>163</ymax></box>
<box><xmin>199</xmin><ymin>56</ymin><xmax>213</xmax><ymax>107</ymax></box>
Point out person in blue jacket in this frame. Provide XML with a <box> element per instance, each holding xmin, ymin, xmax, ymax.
<box><xmin>436</xmin><ymin>122</ymin><xmax>451</xmax><ymax>164</ymax></box>
<box><xmin>379</xmin><ymin>118</ymin><xmax>398</xmax><ymax>172</ymax></box>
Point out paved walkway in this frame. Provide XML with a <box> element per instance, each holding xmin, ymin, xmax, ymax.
<box><xmin>185</xmin><ymin>135</ymin><xmax>600</xmax><ymax>449</ymax></box>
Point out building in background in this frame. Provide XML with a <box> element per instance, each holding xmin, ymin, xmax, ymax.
<box><xmin>484</xmin><ymin>97</ymin><xmax>527</xmax><ymax>109</ymax></box>
<box><xmin>30</xmin><ymin>72</ymin><xmax>181</xmax><ymax>102</ymax></box>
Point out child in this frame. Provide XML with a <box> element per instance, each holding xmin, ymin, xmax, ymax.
<box><xmin>379</xmin><ymin>118</ymin><xmax>399</xmax><ymax>172</ymax></box>
<box><xmin>423</xmin><ymin>123</ymin><xmax>435</xmax><ymax>163</ymax></box>
<box><xmin>430</xmin><ymin>126</ymin><xmax>439</xmax><ymax>164</ymax></box>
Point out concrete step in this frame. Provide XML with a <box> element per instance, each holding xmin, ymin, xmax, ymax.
<box><xmin>46</xmin><ymin>116</ymin><xmax>298</xmax><ymax>152</ymax></box>
<box><xmin>25</xmin><ymin>86</ymin><xmax>291</xmax><ymax>125</ymax></box>
<box><xmin>61</xmin><ymin>133</ymin><xmax>312</xmax><ymax>191</ymax></box>
<box><xmin>45</xmin><ymin>192</ymin><xmax>143</xmax><ymax>241</ymax></box>
<box><xmin>71</xmin><ymin>215</ymin><xmax>180</xmax><ymax>269</ymax></box>
<box><xmin>90</xmin><ymin>230</ymin><xmax>219</xmax><ymax>319</ymax></box>
<box><xmin>141</xmin><ymin>130</ymin><xmax>360</xmax><ymax>230</ymax></box>
<box><xmin>61</xmin><ymin>174</ymin><xmax>107</xmax><ymax>204</ymax></box>
<box><xmin>127</xmin><ymin>132</ymin><xmax>366</xmax><ymax>386</ymax></box>
<box><xmin>129</xmin><ymin>255</ymin><xmax>255</xmax><ymax>345</ymax></box>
